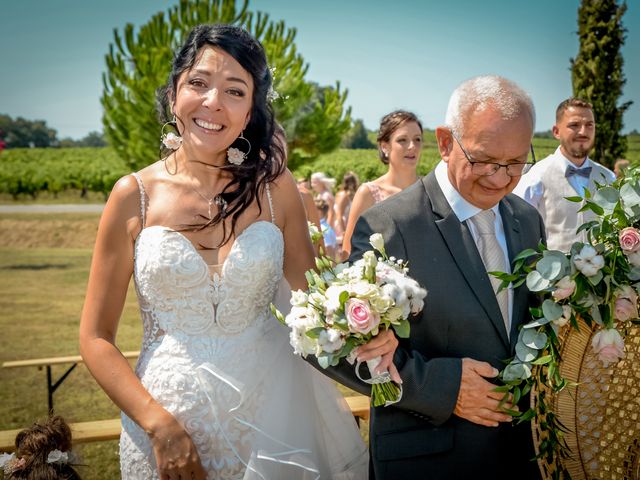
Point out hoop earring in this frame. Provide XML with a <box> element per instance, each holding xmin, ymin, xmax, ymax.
<box><xmin>161</xmin><ymin>115</ymin><xmax>182</xmax><ymax>150</ymax></box>
<box><xmin>227</xmin><ymin>131</ymin><xmax>251</xmax><ymax>165</ymax></box>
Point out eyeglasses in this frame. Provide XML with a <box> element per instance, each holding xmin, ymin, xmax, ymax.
<box><xmin>450</xmin><ymin>130</ymin><xmax>536</xmax><ymax>177</ymax></box>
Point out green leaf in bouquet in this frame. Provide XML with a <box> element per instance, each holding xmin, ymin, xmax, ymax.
<box><xmin>590</xmin><ymin>304</ymin><xmax>603</xmax><ymax>326</ymax></box>
<box><xmin>564</xmin><ymin>195</ymin><xmax>584</xmax><ymax>203</ymax></box>
<box><xmin>522</xmin><ymin>317</ymin><xmax>551</xmax><ymax>328</ymax></box>
<box><xmin>576</xmin><ymin>220</ymin><xmax>599</xmax><ymax>236</ymax></box>
<box><xmin>620</xmin><ymin>182</ymin><xmax>640</xmax><ymax>206</ymax></box>
<box><xmin>391</xmin><ymin>319</ymin><xmax>410</xmax><ymax>338</ymax></box>
<box><xmin>531</xmin><ymin>354</ymin><xmax>552</xmax><ymax>365</ymax></box>
<box><xmin>586</xmin><ymin>270</ymin><xmax>603</xmax><ymax>286</ymax></box>
<box><xmin>502</xmin><ymin>362</ymin><xmax>532</xmax><ymax>381</ymax></box>
<box><xmin>333</xmin><ymin>316</ymin><xmax>349</xmax><ymax>331</ymax></box>
<box><xmin>537</xmin><ymin>251</ymin><xmax>569</xmax><ymax>281</ymax></box>
<box><xmin>526</xmin><ymin>271</ymin><xmax>550</xmax><ymax>292</ymax></box>
<box><xmin>512</xmin><ymin>248</ymin><xmax>539</xmax><ymax>263</ymax></box>
<box><xmin>515</xmin><ymin>342</ymin><xmax>539</xmax><ymax>362</ymax></box>
<box><xmin>318</xmin><ymin>355</ymin><xmax>330</xmax><ymax>369</ymax></box>
<box><xmin>305</xmin><ymin>327</ymin><xmax>327</xmax><ymax>339</ymax></box>
<box><xmin>578</xmin><ymin>200</ymin><xmax>604</xmax><ymax>216</ymax></box>
<box><xmin>542</xmin><ymin>299</ymin><xmax>563</xmax><ymax>321</ymax></box>
<box><xmin>522</xmin><ymin>329</ymin><xmax>548</xmax><ymax>349</ymax></box>
<box><xmin>628</xmin><ymin>266</ymin><xmax>640</xmax><ymax>281</ymax></box>
<box><xmin>339</xmin><ymin>290</ymin><xmax>350</xmax><ymax>305</ymax></box>
<box><xmin>593</xmin><ymin>186</ymin><xmax>620</xmax><ymax>214</ymax></box>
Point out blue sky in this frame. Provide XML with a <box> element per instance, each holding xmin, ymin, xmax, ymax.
<box><xmin>1</xmin><ymin>0</ymin><xmax>638</xmax><ymax>139</ymax></box>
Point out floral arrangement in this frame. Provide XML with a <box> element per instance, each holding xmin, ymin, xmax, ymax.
<box><xmin>493</xmin><ymin>168</ymin><xmax>640</xmax><ymax>477</ymax></box>
<box><xmin>272</xmin><ymin>234</ymin><xmax>427</xmax><ymax>407</ymax></box>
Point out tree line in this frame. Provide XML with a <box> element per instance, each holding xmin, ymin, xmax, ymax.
<box><xmin>0</xmin><ymin>114</ymin><xmax>107</xmax><ymax>149</ymax></box>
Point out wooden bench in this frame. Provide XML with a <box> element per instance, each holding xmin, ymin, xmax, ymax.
<box><xmin>2</xmin><ymin>351</ymin><xmax>140</xmax><ymax>412</ymax></box>
<box><xmin>0</xmin><ymin>396</ymin><xmax>370</xmax><ymax>452</ymax></box>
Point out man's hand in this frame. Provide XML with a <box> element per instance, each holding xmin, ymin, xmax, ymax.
<box><xmin>453</xmin><ymin>358</ymin><xmax>515</xmax><ymax>427</ymax></box>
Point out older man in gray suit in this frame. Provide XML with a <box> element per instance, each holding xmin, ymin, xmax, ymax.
<box><xmin>337</xmin><ymin>76</ymin><xmax>545</xmax><ymax>479</ymax></box>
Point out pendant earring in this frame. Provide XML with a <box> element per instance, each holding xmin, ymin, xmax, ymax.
<box><xmin>161</xmin><ymin>115</ymin><xmax>182</xmax><ymax>150</ymax></box>
<box><xmin>227</xmin><ymin>131</ymin><xmax>251</xmax><ymax>165</ymax></box>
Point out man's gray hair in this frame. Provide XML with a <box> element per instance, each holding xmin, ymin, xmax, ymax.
<box><xmin>445</xmin><ymin>75</ymin><xmax>536</xmax><ymax>137</ymax></box>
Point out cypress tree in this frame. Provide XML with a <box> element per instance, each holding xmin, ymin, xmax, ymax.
<box><xmin>571</xmin><ymin>0</ymin><xmax>632</xmax><ymax>168</ymax></box>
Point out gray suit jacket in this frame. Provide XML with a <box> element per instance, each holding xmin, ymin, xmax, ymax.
<box><xmin>329</xmin><ymin>172</ymin><xmax>545</xmax><ymax>479</ymax></box>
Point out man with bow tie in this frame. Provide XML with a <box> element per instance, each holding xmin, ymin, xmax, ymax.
<box><xmin>514</xmin><ymin>98</ymin><xmax>615</xmax><ymax>252</ymax></box>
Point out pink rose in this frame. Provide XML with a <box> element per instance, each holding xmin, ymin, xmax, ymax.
<box><xmin>619</xmin><ymin>227</ymin><xmax>640</xmax><ymax>253</ymax></box>
<box><xmin>591</xmin><ymin>328</ymin><xmax>625</xmax><ymax>367</ymax></box>
<box><xmin>345</xmin><ymin>298</ymin><xmax>380</xmax><ymax>335</ymax></box>
<box><xmin>552</xmin><ymin>276</ymin><xmax>576</xmax><ymax>301</ymax></box>
<box><xmin>614</xmin><ymin>285</ymin><xmax>638</xmax><ymax>322</ymax></box>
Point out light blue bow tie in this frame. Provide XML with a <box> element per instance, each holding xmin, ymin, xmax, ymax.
<box><xmin>565</xmin><ymin>166</ymin><xmax>592</xmax><ymax>178</ymax></box>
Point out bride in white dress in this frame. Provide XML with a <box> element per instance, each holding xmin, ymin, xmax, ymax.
<box><xmin>80</xmin><ymin>24</ymin><xmax>398</xmax><ymax>479</ymax></box>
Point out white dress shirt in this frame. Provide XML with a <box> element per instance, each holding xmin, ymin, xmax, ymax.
<box><xmin>434</xmin><ymin>161</ymin><xmax>513</xmax><ymax>325</ymax></box>
<box><xmin>513</xmin><ymin>146</ymin><xmax>616</xmax><ymax>207</ymax></box>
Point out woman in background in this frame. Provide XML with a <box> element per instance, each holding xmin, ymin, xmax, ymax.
<box><xmin>342</xmin><ymin>110</ymin><xmax>423</xmax><ymax>257</ymax></box>
<box><xmin>333</xmin><ymin>171</ymin><xmax>359</xmax><ymax>248</ymax></box>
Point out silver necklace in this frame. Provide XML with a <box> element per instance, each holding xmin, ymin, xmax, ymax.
<box><xmin>190</xmin><ymin>185</ymin><xmax>228</xmax><ymax>219</ymax></box>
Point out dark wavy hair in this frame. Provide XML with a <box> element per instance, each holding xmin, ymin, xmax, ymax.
<box><xmin>8</xmin><ymin>416</ymin><xmax>82</xmax><ymax>480</ymax></box>
<box><xmin>376</xmin><ymin>110</ymin><xmax>423</xmax><ymax>165</ymax></box>
<box><xmin>157</xmin><ymin>24</ymin><xmax>286</xmax><ymax>246</ymax></box>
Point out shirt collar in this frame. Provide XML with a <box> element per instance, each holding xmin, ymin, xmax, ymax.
<box><xmin>434</xmin><ymin>161</ymin><xmax>500</xmax><ymax>223</ymax></box>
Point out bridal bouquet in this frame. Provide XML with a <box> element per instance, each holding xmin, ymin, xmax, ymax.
<box><xmin>272</xmin><ymin>234</ymin><xmax>427</xmax><ymax>407</ymax></box>
<box><xmin>493</xmin><ymin>167</ymin><xmax>640</xmax><ymax>473</ymax></box>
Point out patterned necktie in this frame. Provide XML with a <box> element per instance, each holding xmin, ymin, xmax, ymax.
<box><xmin>565</xmin><ymin>165</ymin><xmax>592</xmax><ymax>178</ymax></box>
<box><xmin>471</xmin><ymin>210</ymin><xmax>510</xmax><ymax>336</ymax></box>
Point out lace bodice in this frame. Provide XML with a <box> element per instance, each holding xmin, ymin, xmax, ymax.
<box><xmin>134</xmin><ymin>222</ymin><xmax>284</xmax><ymax>350</ymax></box>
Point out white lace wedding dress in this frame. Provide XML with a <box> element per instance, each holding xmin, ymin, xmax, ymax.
<box><xmin>119</xmin><ymin>173</ymin><xmax>368</xmax><ymax>479</ymax></box>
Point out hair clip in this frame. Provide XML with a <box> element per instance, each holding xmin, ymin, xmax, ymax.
<box><xmin>1</xmin><ymin>452</ymin><xmax>26</xmax><ymax>475</ymax></box>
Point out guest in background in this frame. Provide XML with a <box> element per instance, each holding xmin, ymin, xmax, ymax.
<box><xmin>514</xmin><ymin>98</ymin><xmax>614</xmax><ymax>252</ymax></box>
<box><xmin>310</xmin><ymin>172</ymin><xmax>336</xmax><ymax>228</ymax></box>
<box><xmin>342</xmin><ymin>110</ymin><xmax>423</xmax><ymax>256</ymax></box>
<box><xmin>0</xmin><ymin>415</ymin><xmax>82</xmax><ymax>480</ymax></box>
<box><xmin>315</xmin><ymin>198</ymin><xmax>338</xmax><ymax>260</ymax></box>
<box><xmin>296</xmin><ymin>176</ymin><xmax>323</xmax><ymax>255</ymax></box>
<box><xmin>333</xmin><ymin>171</ymin><xmax>359</xmax><ymax>246</ymax></box>
<box><xmin>614</xmin><ymin>158</ymin><xmax>630</xmax><ymax>178</ymax></box>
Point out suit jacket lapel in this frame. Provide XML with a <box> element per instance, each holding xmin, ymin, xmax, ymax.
<box><xmin>500</xmin><ymin>198</ymin><xmax>525</xmax><ymax>351</ymax></box>
<box><xmin>425</xmin><ymin>174</ymin><xmax>510</xmax><ymax>348</ymax></box>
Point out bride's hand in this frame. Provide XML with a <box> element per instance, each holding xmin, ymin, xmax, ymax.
<box><xmin>148</xmin><ymin>412</ymin><xmax>207</xmax><ymax>480</ymax></box>
<box><xmin>356</xmin><ymin>329</ymin><xmax>401</xmax><ymax>384</ymax></box>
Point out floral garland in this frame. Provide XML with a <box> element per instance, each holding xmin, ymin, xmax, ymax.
<box><xmin>493</xmin><ymin>167</ymin><xmax>640</xmax><ymax>479</ymax></box>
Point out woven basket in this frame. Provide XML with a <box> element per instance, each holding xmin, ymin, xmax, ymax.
<box><xmin>532</xmin><ymin>318</ymin><xmax>640</xmax><ymax>479</ymax></box>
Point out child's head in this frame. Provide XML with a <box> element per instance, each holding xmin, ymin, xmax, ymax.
<box><xmin>1</xmin><ymin>416</ymin><xmax>81</xmax><ymax>479</ymax></box>
<box><xmin>315</xmin><ymin>198</ymin><xmax>329</xmax><ymax>219</ymax></box>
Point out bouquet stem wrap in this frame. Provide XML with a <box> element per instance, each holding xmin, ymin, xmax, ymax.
<box><xmin>350</xmin><ymin>353</ymin><xmax>403</xmax><ymax>407</ymax></box>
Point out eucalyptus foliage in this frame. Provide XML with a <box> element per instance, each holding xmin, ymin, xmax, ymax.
<box><xmin>493</xmin><ymin>169</ymin><xmax>640</xmax><ymax>479</ymax></box>
<box><xmin>571</xmin><ymin>0</ymin><xmax>632</xmax><ymax>168</ymax></box>
<box><xmin>101</xmin><ymin>0</ymin><xmax>350</xmax><ymax>170</ymax></box>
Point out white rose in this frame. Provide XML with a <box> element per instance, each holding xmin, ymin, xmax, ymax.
<box><xmin>324</xmin><ymin>285</ymin><xmax>346</xmax><ymax>314</ymax></box>
<box><xmin>348</xmin><ymin>280</ymin><xmax>379</xmax><ymax>298</ymax></box>
<box><xmin>290</xmin><ymin>326</ymin><xmax>317</xmax><ymax>356</ymax></box>
<box><xmin>290</xmin><ymin>290</ymin><xmax>308</xmax><ymax>307</ymax></box>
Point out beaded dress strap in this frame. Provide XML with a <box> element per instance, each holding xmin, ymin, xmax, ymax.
<box><xmin>131</xmin><ymin>172</ymin><xmax>147</xmax><ymax>228</ymax></box>
<box><xmin>265</xmin><ymin>183</ymin><xmax>276</xmax><ymax>224</ymax></box>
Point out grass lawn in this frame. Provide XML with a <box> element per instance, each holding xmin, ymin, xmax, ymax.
<box><xmin>0</xmin><ymin>213</ymin><xmax>367</xmax><ymax>478</ymax></box>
